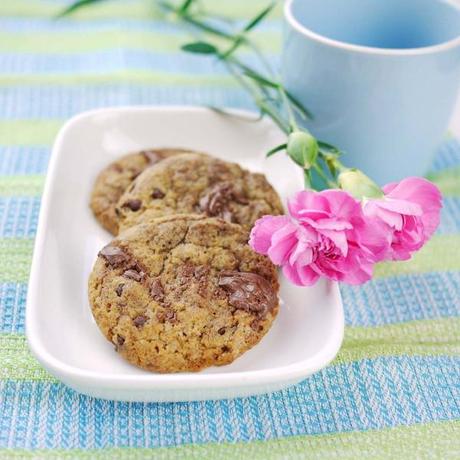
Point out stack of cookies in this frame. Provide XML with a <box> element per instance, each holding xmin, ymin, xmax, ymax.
<box><xmin>88</xmin><ymin>149</ymin><xmax>284</xmax><ymax>373</ymax></box>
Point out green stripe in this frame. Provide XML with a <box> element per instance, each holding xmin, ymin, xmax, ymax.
<box><xmin>3</xmin><ymin>318</ymin><xmax>458</xmax><ymax>381</ymax></box>
<box><xmin>0</xmin><ymin>175</ymin><xmax>44</xmax><ymax>196</ymax></box>
<box><xmin>336</xmin><ymin>317</ymin><xmax>460</xmax><ymax>364</ymax></box>
<box><xmin>0</xmin><ymin>0</ymin><xmax>283</xmax><ymax>20</ymax></box>
<box><xmin>0</xmin><ymin>30</ymin><xmax>279</xmax><ymax>54</ymax></box>
<box><xmin>0</xmin><ymin>235</ymin><xmax>458</xmax><ymax>283</ymax></box>
<box><xmin>0</xmin><ymin>239</ymin><xmax>34</xmax><ymax>283</ymax></box>
<box><xmin>0</xmin><ymin>71</ymin><xmax>235</xmax><ymax>87</ymax></box>
<box><xmin>427</xmin><ymin>167</ymin><xmax>460</xmax><ymax>197</ymax></box>
<box><xmin>374</xmin><ymin>235</ymin><xmax>460</xmax><ymax>278</ymax></box>
<box><xmin>0</xmin><ymin>335</ymin><xmax>52</xmax><ymax>381</ymax></box>
<box><xmin>1</xmin><ymin>421</ymin><xmax>459</xmax><ymax>459</ymax></box>
<box><xmin>0</xmin><ymin>121</ymin><xmax>61</xmax><ymax>145</ymax></box>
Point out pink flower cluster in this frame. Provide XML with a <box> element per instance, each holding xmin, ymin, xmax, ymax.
<box><xmin>249</xmin><ymin>178</ymin><xmax>442</xmax><ymax>286</ymax></box>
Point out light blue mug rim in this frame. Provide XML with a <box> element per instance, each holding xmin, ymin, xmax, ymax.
<box><xmin>284</xmin><ymin>0</ymin><xmax>460</xmax><ymax>56</ymax></box>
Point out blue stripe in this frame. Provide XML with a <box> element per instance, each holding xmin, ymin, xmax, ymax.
<box><xmin>341</xmin><ymin>271</ymin><xmax>460</xmax><ymax>326</ymax></box>
<box><xmin>439</xmin><ymin>198</ymin><xmax>460</xmax><ymax>234</ymax></box>
<box><xmin>429</xmin><ymin>138</ymin><xmax>460</xmax><ymax>172</ymax></box>
<box><xmin>0</xmin><ymin>147</ymin><xmax>50</xmax><ymax>175</ymax></box>
<box><xmin>0</xmin><ymin>51</ymin><xmax>279</xmax><ymax>78</ymax></box>
<box><xmin>0</xmin><ymin>356</ymin><xmax>458</xmax><ymax>448</ymax></box>
<box><xmin>0</xmin><ymin>197</ymin><xmax>41</xmax><ymax>238</ymax></box>
<box><xmin>0</xmin><ymin>283</ymin><xmax>27</xmax><ymax>333</ymax></box>
<box><xmin>0</xmin><ymin>86</ymin><xmax>254</xmax><ymax>120</ymax></box>
<box><xmin>0</xmin><ymin>51</ymin><xmax>241</xmax><ymax>75</ymax></box>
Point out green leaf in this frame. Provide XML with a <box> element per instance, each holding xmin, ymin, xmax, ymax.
<box><xmin>179</xmin><ymin>0</ymin><xmax>195</xmax><ymax>13</ymax></box>
<box><xmin>266</xmin><ymin>143</ymin><xmax>287</xmax><ymax>157</ymax></box>
<box><xmin>56</xmin><ymin>0</ymin><xmax>106</xmax><ymax>17</ymax></box>
<box><xmin>318</xmin><ymin>141</ymin><xmax>341</xmax><ymax>155</ymax></box>
<box><xmin>243</xmin><ymin>70</ymin><xmax>279</xmax><ymax>89</ymax></box>
<box><xmin>285</xmin><ymin>91</ymin><xmax>313</xmax><ymax>120</ymax></box>
<box><xmin>244</xmin><ymin>2</ymin><xmax>276</xmax><ymax>32</ymax></box>
<box><xmin>181</xmin><ymin>42</ymin><xmax>218</xmax><ymax>54</ymax></box>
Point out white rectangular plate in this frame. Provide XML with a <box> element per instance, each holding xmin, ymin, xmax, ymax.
<box><xmin>26</xmin><ymin>106</ymin><xmax>344</xmax><ymax>402</ymax></box>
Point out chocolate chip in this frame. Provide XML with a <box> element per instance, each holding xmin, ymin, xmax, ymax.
<box><xmin>123</xmin><ymin>269</ymin><xmax>143</xmax><ymax>281</ymax></box>
<box><xmin>218</xmin><ymin>271</ymin><xmax>278</xmax><ymax>316</ymax></box>
<box><xmin>165</xmin><ymin>310</ymin><xmax>177</xmax><ymax>323</ymax></box>
<box><xmin>222</xmin><ymin>345</ymin><xmax>231</xmax><ymax>353</ymax></box>
<box><xmin>194</xmin><ymin>265</ymin><xmax>208</xmax><ymax>278</ymax></box>
<box><xmin>151</xmin><ymin>188</ymin><xmax>165</xmax><ymax>199</ymax></box>
<box><xmin>142</xmin><ymin>150</ymin><xmax>161</xmax><ymax>164</ymax></box>
<box><xmin>218</xmin><ymin>327</ymin><xmax>226</xmax><ymax>335</ymax></box>
<box><xmin>116</xmin><ymin>335</ymin><xmax>125</xmax><ymax>346</ymax></box>
<box><xmin>133</xmin><ymin>315</ymin><xmax>147</xmax><ymax>328</ymax></box>
<box><xmin>150</xmin><ymin>278</ymin><xmax>164</xmax><ymax>301</ymax></box>
<box><xmin>99</xmin><ymin>245</ymin><xmax>128</xmax><ymax>267</ymax></box>
<box><xmin>123</xmin><ymin>199</ymin><xmax>142</xmax><ymax>211</ymax></box>
<box><xmin>178</xmin><ymin>264</ymin><xmax>195</xmax><ymax>285</ymax></box>
<box><xmin>115</xmin><ymin>283</ymin><xmax>124</xmax><ymax>297</ymax></box>
<box><xmin>199</xmin><ymin>182</ymin><xmax>248</xmax><ymax>221</ymax></box>
<box><xmin>250</xmin><ymin>319</ymin><xmax>263</xmax><ymax>332</ymax></box>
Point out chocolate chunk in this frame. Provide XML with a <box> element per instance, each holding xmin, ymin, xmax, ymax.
<box><xmin>218</xmin><ymin>327</ymin><xmax>226</xmax><ymax>335</ymax></box>
<box><xmin>198</xmin><ymin>183</ymin><xmax>245</xmax><ymax>221</ymax></box>
<box><xmin>164</xmin><ymin>310</ymin><xmax>177</xmax><ymax>323</ymax></box>
<box><xmin>221</xmin><ymin>345</ymin><xmax>231</xmax><ymax>353</ymax></box>
<box><xmin>218</xmin><ymin>271</ymin><xmax>277</xmax><ymax>316</ymax></box>
<box><xmin>123</xmin><ymin>199</ymin><xmax>142</xmax><ymax>211</ymax></box>
<box><xmin>133</xmin><ymin>315</ymin><xmax>147</xmax><ymax>328</ymax></box>
<box><xmin>178</xmin><ymin>264</ymin><xmax>195</xmax><ymax>285</ymax></box>
<box><xmin>99</xmin><ymin>245</ymin><xmax>128</xmax><ymax>267</ymax></box>
<box><xmin>199</xmin><ymin>183</ymin><xmax>232</xmax><ymax>217</ymax></box>
<box><xmin>151</xmin><ymin>188</ymin><xmax>165</xmax><ymax>199</ymax></box>
<box><xmin>150</xmin><ymin>278</ymin><xmax>164</xmax><ymax>301</ymax></box>
<box><xmin>194</xmin><ymin>265</ymin><xmax>208</xmax><ymax>278</ymax></box>
<box><xmin>156</xmin><ymin>309</ymin><xmax>176</xmax><ymax>323</ymax></box>
<box><xmin>142</xmin><ymin>150</ymin><xmax>161</xmax><ymax>164</ymax></box>
<box><xmin>116</xmin><ymin>334</ymin><xmax>125</xmax><ymax>346</ymax></box>
<box><xmin>123</xmin><ymin>269</ymin><xmax>143</xmax><ymax>281</ymax></box>
<box><xmin>115</xmin><ymin>283</ymin><xmax>124</xmax><ymax>297</ymax></box>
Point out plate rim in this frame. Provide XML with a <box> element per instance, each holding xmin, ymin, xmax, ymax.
<box><xmin>25</xmin><ymin>105</ymin><xmax>345</xmax><ymax>392</ymax></box>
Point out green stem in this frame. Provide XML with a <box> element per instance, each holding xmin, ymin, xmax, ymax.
<box><xmin>279</xmin><ymin>86</ymin><xmax>298</xmax><ymax>132</ymax></box>
<box><xmin>313</xmin><ymin>163</ymin><xmax>338</xmax><ymax>188</ymax></box>
<box><xmin>159</xmin><ymin>1</ymin><xmax>236</xmax><ymax>40</ymax></box>
<box><xmin>303</xmin><ymin>169</ymin><xmax>312</xmax><ymax>189</ymax></box>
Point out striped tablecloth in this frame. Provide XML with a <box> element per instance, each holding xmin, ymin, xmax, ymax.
<box><xmin>0</xmin><ymin>1</ymin><xmax>459</xmax><ymax>458</ymax></box>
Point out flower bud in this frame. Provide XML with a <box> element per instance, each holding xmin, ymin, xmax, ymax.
<box><xmin>287</xmin><ymin>131</ymin><xmax>318</xmax><ymax>170</ymax></box>
<box><xmin>338</xmin><ymin>169</ymin><xmax>384</xmax><ymax>199</ymax></box>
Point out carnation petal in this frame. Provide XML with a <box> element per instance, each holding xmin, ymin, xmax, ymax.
<box><xmin>249</xmin><ymin>215</ymin><xmax>291</xmax><ymax>254</ymax></box>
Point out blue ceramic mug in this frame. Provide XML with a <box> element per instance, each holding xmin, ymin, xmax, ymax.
<box><xmin>282</xmin><ymin>0</ymin><xmax>460</xmax><ymax>184</ymax></box>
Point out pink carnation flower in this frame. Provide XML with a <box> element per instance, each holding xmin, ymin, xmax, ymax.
<box><xmin>362</xmin><ymin>177</ymin><xmax>442</xmax><ymax>260</ymax></box>
<box><xmin>249</xmin><ymin>190</ymin><xmax>389</xmax><ymax>286</ymax></box>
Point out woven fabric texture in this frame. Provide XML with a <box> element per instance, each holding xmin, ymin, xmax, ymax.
<box><xmin>0</xmin><ymin>1</ymin><xmax>459</xmax><ymax>458</ymax></box>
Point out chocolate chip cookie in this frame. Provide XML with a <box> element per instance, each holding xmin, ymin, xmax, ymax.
<box><xmin>90</xmin><ymin>148</ymin><xmax>199</xmax><ymax>234</ymax></box>
<box><xmin>88</xmin><ymin>214</ymin><xmax>279</xmax><ymax>373</ymax></box>
<box><xmin>116</xmin><ymin>153</ymin><xmax>284</xmax><ymax>234</ymax></box>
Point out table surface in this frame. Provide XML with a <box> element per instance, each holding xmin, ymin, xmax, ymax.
<box><xmin>0</xmin><ymin>1</ymin><xmax>459</xmax><ymax>459</ymax></box>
